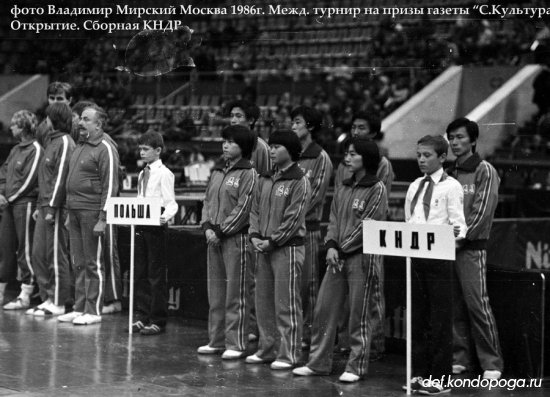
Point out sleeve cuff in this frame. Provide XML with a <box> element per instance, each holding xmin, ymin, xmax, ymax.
<box><xmin>325</xmin><ymin>239</ymin><xmax>339</xmax><ymax>251</ymax></box>
<box><xmin>98</xmin><ymin>211</ymin><xmax>106</xmax><ymax>221</ymax></box>
<box><xmin>202</xmin><ymin>221</ymin><xmax>214</xmax><ymax>232</ymax></box>
<box><xmin>249</xmin><ymin>232</ymin><xmax>261</xmax><ymax>242</ymax></box>
<box><xmin>212</xmin><ymin>224</ymin><xmax>224</xmax><ymax>239</ymax></box>
<box><xmin>267</xmin><ymin>237</ymin><xmax>277</xmax><ymax>248</ymax></box>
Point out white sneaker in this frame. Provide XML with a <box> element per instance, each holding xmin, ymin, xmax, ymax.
<box><xmin>58</xmin><ymin>311</ymin><xmax>83</xmax><ymax>323</ymax></box>
<box><xmin>245</xmin><ymin>354</ymin><xmax>265</xmax><ymax>364</ymax></box>
<box><xmin>3</xmin><ymin>297</ymin><xmax>30</xmax><ymax>310</ymax></box>
<box><xmin>34</xmin><ymin>302</ymin><xmax>65</xmax><ymax>316</ymax></box>
<box><xmin>197</xmin><ymin>345</ymin><xmax>224</xmax><ymax>354</ymax></box>
<box><xmin>452</xmin><ymin>364</ymin><xmax>467</xmax><ymax>374</ymax></box>
<box><xmin>26</xmin><ymin>299</ymin><xmax>51</xmax><ymax>315</ymax></box>
<box><xmin>73</xmin><ymin>313</ymin><xmax>102</xmax><ymax>325</ymax></box>
<box><xmin>292</xmin><ymin>366</ymin><xmax>319</xmax><ymax>376</ymax></box>
<box><xmin>102</xmin><ymin>301</ymin><xmax>122</xmax><ymax>314</ymax></box>
<box><xmin>483</xmin><ymin>370</ymin><xmax>502</xmax><ymax>380</ymax></box>
<box><xmin>221</xmin><ymin>349</ymin><xmax>246</xmax><ymax>360</ymax></box>
<box><xmin>339</xmin><ymin>372</ymin><xmax>360</xmax><ymax>383</ymax></box>
<box><xmin>270</xmin><ymin>360</ymin><xmax>292</xmax><ymax>370</ymax></box>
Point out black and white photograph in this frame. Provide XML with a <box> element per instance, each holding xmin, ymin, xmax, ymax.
<box><xmin>0</xmin><ymin>0</ymin><xmax>549</xmax><ymax>395</ymax></box>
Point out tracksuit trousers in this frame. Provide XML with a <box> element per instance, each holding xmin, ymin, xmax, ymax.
<box><xmin>307</xmin><ymin>253</ymin><xmax>377</xmax><ymax>376</ymax></box>
<box><xmin>103</xmin><ymin>224</ymin><xmax>122</xmax><ymax>304</ymax></box>
<box><xmin>453</xmin><ymin>249</ymin><xmax>503</xmax><ymax>372</ymax></box>
<box><xmin>301</xmin><ymin>230</ymin><xmax>320</xmax><ymax>344</ymax></box>
<box><xmin>68</xmin><ymin>209</ymin><xmax>105</xmax><ymax>316</ymax></box>
<box><xmin>0</xmin><ymin>202</ymin><xmax>35</xmax><ymax>285</ymax></box>
<box><xmin>207</xmin><ymin>233</ymin><xmax>252</xmax><ymax>351</ymax></box>
<box><xmin>255</xmin><ymin>245</ymin><xmax>304</xmax><ymax>365</ymax></box>
<box><xmin>32</xmin><ymin>207</ymin><xmax>71</xmax><ymax>306</ymax></box>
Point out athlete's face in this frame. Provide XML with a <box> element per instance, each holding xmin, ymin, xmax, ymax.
<box><xmin>416</xmin><ymin>144</ymin><xmax>445</xmax><ymax>175</ymax></box>
<box><xmin>78</xmin><ymin>108</ymin><xmax>100</xmax><ymax>139</ymax></box>
<box><xmin>291</xmin><ymin>115</ymin><xmax>310</xmax><ymax>140</ymax></box>
<box><xmin>229</xmin><ymin>107</ymin><xmax>249</xmax><ymax>127</ymax></box>
<box><xmin>344</xmin><ymin>144</ymin><xmax>364</xmax><ymax>174</ymax></box>
<box><xmin>350</xmin><ymin>118</ymin><xmax>372</xmax><ymax>139</ymax></box>
<box><xmin>222</xmin><ymin>139</ymin><xmax>242</xmax><ymax>162</ymax></box>
<box><xmin>270</xmin><ymin>144</ymin><xmax>292</xmax><ymax>167</ymax></box>
<box><xmin>448</xmin><ymin>127</ymin><xmax>474</xmax><ymax>158</ymax></box>
<box><xmin>48</xmin><ymin>91</ymin><xmax>71</xmax><ymax>106</ymax></box>
<box><xmin>10</xmin><ymin>117</ymin><xmax>22</xmax><ymax>139</ymax></box>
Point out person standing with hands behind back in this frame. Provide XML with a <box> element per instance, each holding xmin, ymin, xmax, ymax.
<box><xmin>130</xmin><ymin>131</ymin><xmax>178</xmax><ymax>335</ymax></box>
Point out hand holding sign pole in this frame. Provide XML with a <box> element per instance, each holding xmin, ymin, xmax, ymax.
<box><xmin>106</xmin><ymin>197</ymin><xmax>162</xmax><ymax>335</ymax></box>
<box><xmin>363</xmin><ymin>220</ymin><xmax>455</xmax><ymax>395</ymax></box>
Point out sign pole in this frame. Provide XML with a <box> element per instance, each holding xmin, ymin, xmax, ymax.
<box><xmin>406</xmin><ymin>256</ymin><xmax>412</xmax><ymax>395</ymax></box>
<box><xmin>129</xmin><ymin>224</ymin><xmax>135</xmax><ymax>335</ymax></box>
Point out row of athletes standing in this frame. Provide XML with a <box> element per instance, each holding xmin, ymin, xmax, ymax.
<box><xmin>198</xmin><ymin>100</ymin><xmax>392</xmax><ymax>381</ymax></box>
<box><xmin>0</xmin><ymin>82</ymin><xmax>125</xmax><ymax>325</ymax></box>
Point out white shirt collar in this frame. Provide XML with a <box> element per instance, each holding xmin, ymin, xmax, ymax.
<box><xmin>146</xmin><ymin>159</ymin><xmax>162</xmax><ymax>169</ymax></box>
<box><xmin>426</xmin><ymin>167</ymin><xmax>444</xmax><ymax>183</ymax></box>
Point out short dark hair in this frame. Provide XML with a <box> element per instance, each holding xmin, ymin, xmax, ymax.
<box><xmin>290</xmin><ymin>106</ymin><xmax>322</xmax><ymax>134</ymax></box>
<box><xmin>446</xmin><ymin>117</ymin><xmax>479</xmax><ymax>153</ymax></box>
<box><xmin>268</xmin><ymin>129</ymin><xmax>302</xmax><ymax>162</ymax></box>
<box><xmin>46</xmin><ymin>103</ymin><xmax>73</xmax><ymax>133</ymax></box>
<box><xmin>72</xmin><ymin>100</ymin><xmax>96</xmax><ymax>117</ymax></box>
<box><xmin>352</xmin><ymin>111</ymin><xmax>382</xmax><ymax>139</ymax></box>
<box><xmin>226</xmin><ymin>99</ymin><xmax>260</xmax><ymax>130</ymax></box>
<box><xmin>221</xmin><ymin>125</ymin><xmax>256</xmax><ymax>159</ymax></box>
<box><xmin>47</xmin><ymin>81</ymin><xmax>73</xmax><ymax>99</ymax></box>
<box><xmin>417</xmin><ymin>135</ymin><xmax>448</xmax><ymax>157</ymax></box>
<box><xmin>344</xmin><ymin>137</ymin><xmax>380</xmax><ymax>174</ymax></box>
<box><xmin>138</xmin><ymin>131</ymin><xmax>165</xmax><ymax>150</ymax></box>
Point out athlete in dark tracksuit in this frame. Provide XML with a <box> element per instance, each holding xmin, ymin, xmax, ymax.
<box><xmin>448</xmin><ymin>152</ymin><xmax>503</xmax><ymax>374</ymax></box>
<box><xmin>0</xmin><ymin>139</ymin><xmax>42</xmax><ymax>307</ymax></box>
<box><xmin>66</xmin><ymin>131</ymin><xmax>119</xmax><ymax>318</ymax></box>
<box><xmin>249</xmin><ymin>163</ymin><xmax>311</xmax><ymax>365</ymax></box>
<box><xmin>303</xmin><ymin>173</ymin><xmax>387</xmax><ymax>378</ymax></box>
<box><xmin>33</xmin><ymin>129</ymin><xmax>75</xmax><ymax>311</ymax></box>
<box><xmin>201</xmin><ymin>158</ymin><xmax>257</xmax><ymax>353</ymax></box>
<box><xmin>297</xmin><ymin>142</ymin><xmax>332</xmax><ymax>345</ymax></box>
<box><xmin>334</xmin><ymin>155</ymin><xmax>394</xmax><ymax>355</ymax></box>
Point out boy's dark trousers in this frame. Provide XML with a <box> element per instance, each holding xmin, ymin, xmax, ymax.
<box><xmin>134</xmin><ymin>225</ymin><xmax>168</xmax><ymax>327</ymax></box>
<box><xmin>411</xmin><ymin>258</ymin><xmax>454</xmax><ymax>378</ymax></box>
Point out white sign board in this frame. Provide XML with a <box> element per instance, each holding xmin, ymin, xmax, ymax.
<box><xmin>106</xmin><ymin>197</ymin><xmax>161</xmax><ymax>226</ymax></box>
<box><xmin>363</xmin><ymin>220</ymin><xmax>455</xmax><ymax>260</ymax></box>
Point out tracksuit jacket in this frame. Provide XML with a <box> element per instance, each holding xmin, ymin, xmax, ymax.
<box><xmin>297</xmin><ymin>142</ymin><xmax>333</xmax><ymax>231</ymax></box>
<box><xmin>326</xmin><ymin>174</ymin><xmax>387</xmax><ymax>255</ymax></box>
<box><xmin>37</xmin><ymin>130</ymin><xmax>75</xmax><ymax>214</ymax></box>
<box><xmin>201</xmin><ymin>158</ymin><xmax>258</xmax><ymax>238</ymax></box>
<box><xmin>249</xmin><ymin>163</ymin><xmax>311</xmax><ymax>247</ymax></box>
<box><xmin>0</xmin><ymin>140</ymin><xmax>42</xmax><ymax>205</ymax></box>
<box><xmin>447</xmin><ymin>152</ymin><xmax>500</xmax><ymax>250</ymax></box>
<box><xmin>66</xmin><ymin>133</ymin><xmax>119</xmax><ymax>218</ymax></box>
<box><xmin>251</xmin><ymin>137</ymin><xmax>272</xmax><ymax>176</ymax></box>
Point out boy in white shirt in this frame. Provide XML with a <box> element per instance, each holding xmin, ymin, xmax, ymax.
<box><xmin>132</xmin><ymin>131</ymin><xmax>178</xmax><ymax>335</ymax></box>
<box><xmin>404</xmin><ymin>135</ymin><xmax>466</xmax><ymax>395</ymax></box>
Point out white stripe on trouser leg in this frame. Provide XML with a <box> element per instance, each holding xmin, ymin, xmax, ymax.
<box><xmin>478</xmin><ymin>251</ymin><xmax>499</xmax><ymax>347</ymax></box>
<box><xmin>288</xmin><ymin>247</ymin><xmax>298</xmax><ymax>364</ymax></box>
<box><xmin>109</xmin><ymin>224</ymin><xmax>118</xmax><ymax>300</ymax></box>
<box><xmin>96</xmin><ymin>237</ymin><xmax>104</xmax><ymax>315</ymax></box>
<box><xmin>25</xmin><ymin>203</ymin><xmax>34</xmax><ymax>279</ymax></box>
<box><xmin>359</xmin><ymin>255</ymin><xmax>375</xmax><ymax>374</ymax></box>
<box><xmin>237</xmin><ymin>234</ymin><xmax>247</xmax><ymax>350</ymax></box>
<box><xmin>53</xmin><ymin>211</ymin><xmax>60</xmax><ymax>305</ymax></box>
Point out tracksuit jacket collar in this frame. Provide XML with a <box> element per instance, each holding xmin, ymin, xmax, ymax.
<box><xmin>448</xmin><ymin>152</ymin><xmax>482</xmax><ymax>173</ymax></box>
<box><xmin>266</xmin><ymin>162</ymin><xmax>304</xmax><ymax>180</ymax></box>
<box><xmin>17</xmin><ymin>139</ymin><xmax>35</xmax><ymax>148</ymax></box>
<box><xmin>84</xmin><ymin>132</ymin><xmax>105</xmax><ymax>147</ymax></box>
<box><xmin>212</xmin><ymin>158</ymin><xmax>253</xmax><ymax>172</ymax></box>
<box><xmin>342</xmin><ymin>173</ymin><xmax>380</xmax><ymax>188</ymax></box>
<box><xmin>300</xmin><ymin>141</ymin><xmax>323</xmax><ymax>159</ymax></box>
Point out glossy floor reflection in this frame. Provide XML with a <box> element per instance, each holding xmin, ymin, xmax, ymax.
<box><xmin>0</xmin><ymin>309</ymin><xmax>547</xmax><ymax>396</ymax></box>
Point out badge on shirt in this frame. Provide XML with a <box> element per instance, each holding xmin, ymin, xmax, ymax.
<box><xmin>463</xmin><ymin>184</ymin><xmax>475</xmax><ymax>195</ymax></box>
<box><xmin>300</xmin><ymin>167</ymin><xmax>313</xmax><ymax>178</ymax></box>
<box><xmin>276</xmin><ymin>185</ymin><xmax>285</xmax><ymax>197</ymax></box>
<box><xmin>226</xmin><ymin>177</ymin><xmax>240</xmax><ymax>188</ymax></box>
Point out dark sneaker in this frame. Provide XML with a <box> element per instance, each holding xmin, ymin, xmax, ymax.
<box><xmin>418</xmin><ymin>380</ymin><xmax>451</xmax><ymax>395</ymax></box>
<box><xmin>140</xmin><ymin>324</ymin><xmax>165</xmax><ymax>335</ymax></box>
<box><xmin>402</xmin><ymin>377</ymin><xmax>424</xmax><ymax>392</ymax></box>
